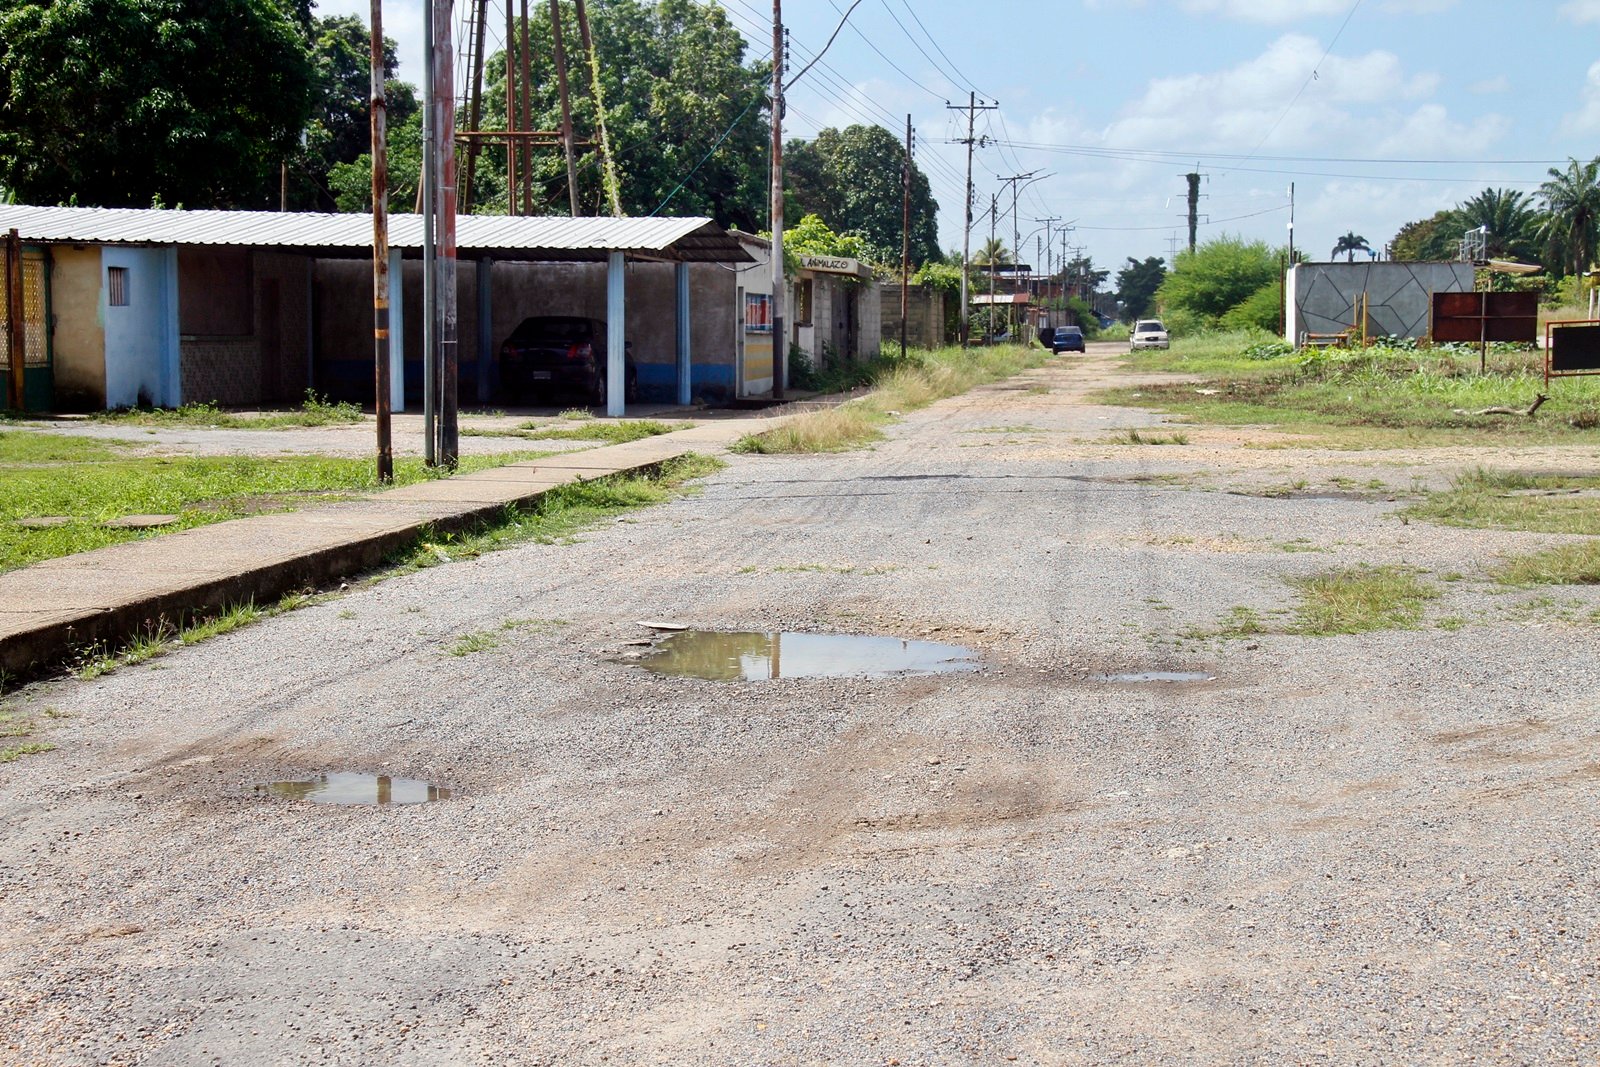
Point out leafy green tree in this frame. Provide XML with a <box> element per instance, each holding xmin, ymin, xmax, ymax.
<box><xmin>1390</xmin><ymin>210</ymin><xmax>1456</xmax><ymax>261</ymax></box>
<box><xmin>784</xmin><ymin>124</ymin><xmax>940</xmax><ymax>267</ymax></box>
<box><xmin>1115</xmin><ymin>256</ymin><xmax>1166</xmax><ymax>320</ymax></box>
<box><xmin>1219</xmin><ymin>280</ymin><xmax>1282</xmax><ymax>332</ymax></box>
<box><xmin>1330</xmin><ymin>232</ymin><xmax>1370</xmax><ymax>262</ymax></box>
<box><xmin>329</xmin><ymin>109</ymin><xmax>423</xmax><ymax>213</ymax></box>
<box><xmin>469</xmin><ymin>0</ymin><xmax>769</xmax><ymax>226</ymax></box>
<box><xmin>973</xmin><ymin>238</ymin><xmax>1011</xmax><ymax>266</ymax></box>
<box><xmin>284</xmin><ymin>14</ymin><xmax>417</xmax><ymax>210</ymax></box>
<box><xmin>0</xmin><ymin>0</ymin><xmax>315</xmax><ymax>207</ymax></box>
<box><xmin>1538</xmin><ymin>157</ymin><xmax>1600</xmax><ymax>277</ymax></box>
<box><xmin>1060</xmin><ymin>254</ymin><xmax>1108</xmax><ymax>299</ymax></box>
<box><xmin>1156</xmin><ymin>236</ymin><xmax>1277</xmax><ymax>325</ymax></box>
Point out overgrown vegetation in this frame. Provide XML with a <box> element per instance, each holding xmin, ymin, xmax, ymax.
<box><xmin>0</xmin><ymin>435</ymin><xmax>556</xmax><ymax>572</ymax></box>
<box><xmin>518</xmin><ymin>419</ymin><xmax>680</xmax><ymax>444</ymax></box>
<box><xmin>1108</xmin><ymin>336</ymin><xmax>1600</xmax><ymax>445</ymax></box>
<box><xmin>1404</xmin><ymin>469</ymin><xmax>1600</xmax><ymax>535</ymax></box>
<box><xmin>1491</xmin><ymin>542</ymin><xmax>1600</xmax><ymax>586</ymax></box>
<box><xmin>735</xmin><ymin>343</ymin><xmax>1045</xmax><ymax>453</ymax></box>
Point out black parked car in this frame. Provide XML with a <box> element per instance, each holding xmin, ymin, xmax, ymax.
<box><xmin>499</xmin><ymin>316</ymin><xmax>637</xmax><ymax>405</ymax></box>
<box><xmin>1051</xmin><ymin>325</ymin><xmax>1085</xmax><ymax>353</ymax></box>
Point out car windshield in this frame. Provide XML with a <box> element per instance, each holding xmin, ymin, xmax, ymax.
<box><xmin>1136</xmin><ymin>321</ymin><xmax>1164</xmax><ymax>332</ymax></box>
<box><xmin>1059</xmin><ymin>328</ymin><xmax>1080</xmax><ymax>335</ymax></box>
<box><xmin>511</xmin><ymin>317</ymin><xmax>596</xmax><ymax>343</ymax></box>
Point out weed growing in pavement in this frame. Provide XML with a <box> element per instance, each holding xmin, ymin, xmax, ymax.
<box><xmin>1119</xmin><ymin>428</ymin><xmax>1190</xmax><ymax>445</ymax></box>
<box><xmin>1290</xmin><ymin>565</ymin><xmax>1440</xmax><ymax>635</ymax></box>
<box><xmin>1489</xmin><ymin>542</ymin><xmax>1600</xmax><ymax>586</ymax></box>
<box><xmin>0</xmin><ymin>741</ymin><xmax>54</xmax><ymax>763</ymax></box>
<box><xmin>1403</xmin><ymin>469</ymin><xmax>1600</xmax><ymax>535</ymax></box>
<box><xmin>557</xmin><ymin>408</ymin><xmax>595</xmax><ymax>421</ymax></box>
<box><xmin>75</xmin><ymin>601</ymin><xmax>269</xmax><ymax>679</ymax></box>
<box><xmin>446</xmin><ymin>630</ymin><xmax>502</xmax><ymax>656</ymax></box>
<box><xmin>733</xmin><ymin>343</ymin><xmax>1047</xmax><ymax>454</ymax></box>
<box><xmin>517</xmin><ymin>419</ymin><xmax>682</xmax><ymax>444</ymax></box>
<box><xmin>0</xmin><ymin>707</ymin><xmax>56</xmax><ymax>762</ymax></box>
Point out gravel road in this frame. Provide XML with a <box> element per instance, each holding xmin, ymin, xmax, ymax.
<box><xmin>3</xmin><ymin>343</ymin><xmax>1598</xmax><ymax>1064</ymax></box>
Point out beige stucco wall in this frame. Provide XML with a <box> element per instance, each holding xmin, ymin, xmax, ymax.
<box><xmin>49</xmin><ymin>246</ymin><xmax>106</xmax><ymax>410</ymax></box>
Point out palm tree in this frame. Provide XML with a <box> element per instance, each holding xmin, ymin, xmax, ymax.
<box><xmin>1538</xmin><ymin>157</ymin><xmax>1600</xmax><ymax>277</ymax></box>
<box><xmin>1330</xmin><ymin>232</ymin><xmax>1371</xmax><ymax>262</ymax></box>
<box><xmin>1451</xmin><ymin>187</ymin><xmax>1540</xmax><ymax>262</ymax></box>
<box><xmin>972</xmin><ymin>238</ymin><xmax>1012</xmax><ymax>269</ymax></box>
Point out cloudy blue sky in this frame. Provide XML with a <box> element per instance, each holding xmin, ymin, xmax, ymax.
<box><xmin>326</xmin><ymin>0</ymin><xmax>1600</xmax><ymax>272</ymax></box>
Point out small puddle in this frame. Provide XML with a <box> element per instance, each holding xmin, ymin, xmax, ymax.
<box><xmin>636</xmin><ymin>630</ymin><xmax>981</xmax><ymax>681</ymax></box>
<box><xmin>1092</xmin><ymin>671</ymin><xmax>1215</xmax><ymax>684</ymax></box>
<box><xmin>253</xmin><ymin>772</ymin><xmax>450</xmax><ymax>805</ymax></box>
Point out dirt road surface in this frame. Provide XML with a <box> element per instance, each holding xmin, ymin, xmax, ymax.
<box><xmin>3</xmin><ymin>345</ymin><xmax>1598</xmax><ymax>1064</ymax></box>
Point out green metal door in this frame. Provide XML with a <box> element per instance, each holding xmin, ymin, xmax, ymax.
<box><xmin>1</xmin><ymin>248</ymin><xmax>52</xmax><ymax>412</ymax></box>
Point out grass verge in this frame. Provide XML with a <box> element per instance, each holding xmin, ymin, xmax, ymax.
<box><xmin>517</xmin><ymin>419</ymin><xmax>681</xmax><ymax>444</ymax></box>
<box><xmin>1290</xmin><ymin>564</ymin><xmax>1439</xmax><ymax>635</ymax></box>
<box><xmin>87</xmin><ymin>391</ymin><xmax>363</xmax><ymax>429</ymax></box>
<box><xmin>1490</xmin><ymin>542</ymin><xmax>1600</xmax><ymax>586</ymax></box>
<box><xmin>0</xmin><ymin>437</ymin><xmax>557</xmax><ymax>573</ymax></box>
<box><xmin>61</xmin><ymin>454</ymin><xmax>723</xmax><ymax>682</ymax></box>
<box><xmin>734</xmin><ymin>343</ymin><xmax>1046</xmax><ymax>454</ymax></box>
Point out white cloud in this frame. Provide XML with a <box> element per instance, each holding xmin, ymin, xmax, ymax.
<box><xmin>1561</xmin><ymin>61</ymin><xmax>1600</xmax><ymax>136</ymax></box>
<box><xmin>1370</xmin><ymin>104</ymin><xmax>1509</xmax><ymax>157</ymax></box>
<box><xmin>1560</xmin><ymin>0</ymin><xmax>1600</xmax><ymax>24</ymax></box>
<box><xmin>1470</xmin><ymin>75</ymin><xmax>1511</xmax><ymax>95</ymax></box>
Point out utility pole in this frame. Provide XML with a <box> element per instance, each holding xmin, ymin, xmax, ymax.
<box><xmin>901</xmin><ymin>114</ymin><xmax>912</xmax><ymax>359</ymax></box>
<box><xmin>947</xmin><ymin>93</ymin><xmax>996</xmax><ymax>347</ymax></box>
<box><xmin>421</xmin><ymin>0</ymin><xmax>436</xmax><ymax>464</ymax></box>
<box><xmin>1035</xmin><ymin>216</ymin><xmax>1059</xmax><ymax>322</ymax></box>
<box><xmin>1185</xmin><ymin>171</ymin><xmax>1203</xmax><ymax>252</ymax></box>
<box><xmin>434</xmin><ymin>0</ymin><xmax>458</xmax><ymax>469</ymax></box>
<box><xmin>998</xmin><ymin>170</ymin><xmax>1041</xmax><ymax>339</ymax></box>
<box><xmin>770</xmin><ymin>0</ymin><xmax>785</xmax><ymax>398</ymax></box>
<box><xmin>987</xmin><ymin>193</ymin><xmax>998</xmax><ymax>318</ymax></box>
<box><xmin>549</xmin><ymin>0</ymin><xmax>582</xmax><ymax>216</ymax></box>
<box><xmin>369</xmin><ymin>0</ymin><xmax>392</xmax><ymax>483</ymax></box>
<box><xmin>573</xmin><ymin>0</ymin><xmax>622</xmax><ymax>215</ymax></box>
<box><xmin>4</xmin><ymin>229</ymin><xmax>22</xmax><ymax>412</ymax></box>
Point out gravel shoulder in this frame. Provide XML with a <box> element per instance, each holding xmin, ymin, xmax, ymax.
<box><xmin>2</xmin><ymin>345</ymin><xmax>1598</xmax><ymax>1064</ymax></box>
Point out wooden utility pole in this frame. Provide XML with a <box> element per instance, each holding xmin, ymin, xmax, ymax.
<box><xmin>947</xmin><ymin>93</ymin><xmax>996</xmax><ymax>347</ymax></box>
<box><xmin>549</xmin><ymin>0</ymin><xmax>582</xmax><ymax>215</ymax></box>
<box><xmin>5</xmin><ymin>229</ymin><xmax>23</xmax><ymax>412</ymax></box>
<box><xmin>901</xmin><ymin>114</ymin><xmax>911</xmax><ymax>358</ymax></box>
<box><xmin>370</xmin><ymin>0</ymin><xmax>392</xmax><ymax>482</ymax></box>
<box><xmin>770</xmin><ymin>0</ymin><xmax>785</xmax><ymax>399</ymax></box>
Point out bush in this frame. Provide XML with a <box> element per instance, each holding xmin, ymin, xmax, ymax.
<box><xmin>1220</xmin><ymin>280</ymin><xmax>1283</xmax><ymax>333</ymax></box>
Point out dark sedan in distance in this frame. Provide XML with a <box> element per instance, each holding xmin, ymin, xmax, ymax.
<box><xmin>1051</xmin><ymin>326</ymin><xmax>1085</xmax><ymax>353</ymax></box>
<box><xmin>499</xmin><ymin>315</ymin><xmax>637</xmax><ymax>405</ymax></box>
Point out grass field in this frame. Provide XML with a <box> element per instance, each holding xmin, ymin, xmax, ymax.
<box><xmin>0</xmin><ymin>432</ymin><xmax>556</xmax><ymax>572</ymax></box>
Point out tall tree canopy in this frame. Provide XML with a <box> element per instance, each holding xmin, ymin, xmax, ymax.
<box><xmin>1115</xmin><ymin>256</ymin><xmax>1166</xmax><ymax>321</ymax></box>
<box><xmin>1538</xmin><ymin>157</ymin><xmax>1600</xmax><ymax>277</ymax></box>
<box><xmin>1331</xmin><ymin>232</ymin><xmax>1370</xmax><ymax>262</ymax></box>
<box><xmin>0</xmin><ymin>0</ymin><xmax>315</xmax><ymax>207</ymax></box>
<box><xmin>465</xmin><ymin>0</ymin><xmax>769</xmax><ymax>226</ymax></box>
<box><xmin>784</xmin><ymin>124</ymin><xmax>940</xmax><ymax>268</ymax></box>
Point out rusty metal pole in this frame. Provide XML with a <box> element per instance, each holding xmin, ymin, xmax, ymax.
<box><xmin>435</xmin><ymin>0</ymin><xmax>459</xmax><ymax>468</ymax></box>
<box><xmin>572</xmin><ymin>0</ymin><xmax>621</xmax><ymax>216</ymax></box>
<box><xmin>5</xmin><ymin>229</ymin><xmax>23</xmax><ymax>411</ymax></box>
<box><xmin>517</xmin><ymin>0</ymin><xmax>536</xmax><ymax>212</ymax></box>
<box><xmin>462</xmin><ymin>0</ymin><xmax>489</xmax><ymax>212</ymax></box>
<box><xmin>504</xmin><ymin>0</ymin><xmax>519</xmax><ymax>215</ymax></box>
<box><xmin>549</xmin><ymin>0</ymin><xmax>582</xmax><ymax>216</ymax></box>
<box><xmin>370</xmin><ymin>0</ymin><xmax>393</xmax><ymax>482</ymax></box>
<box><xmin>769</xmin><ymin>0</ymin><xmax>785</xmax><ymax>399</ymax></box>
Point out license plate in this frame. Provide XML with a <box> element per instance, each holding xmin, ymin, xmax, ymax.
<box><xmin>531</xmin><ymin>371</ymin><xmax>553</xmax><ymax>380</ymax></box>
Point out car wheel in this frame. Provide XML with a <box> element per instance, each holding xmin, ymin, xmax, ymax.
<box><xmin>592</xmin><ymin>370</ymin><xmax>607</xmax><ymax>406</ymax></box>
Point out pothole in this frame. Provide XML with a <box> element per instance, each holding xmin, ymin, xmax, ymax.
<box><xmin>634</xmin><ymin>630</ymin><xmax>982</xmax><ymax>681</ymax></box>
<box><xmin>253</xmin><ymin>772</ymin><xmax>451</xmax><ymax>805</ymax></box>
<box><xmin>1091</xmin><ymin>671</ymin><xmax>1216</xmax><ymax>684</ymax></box>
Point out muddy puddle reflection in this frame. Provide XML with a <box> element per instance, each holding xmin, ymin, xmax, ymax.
<box><xmin>254</xmin><ymin>772</ymin><xmax>450</xmax><ymax>805</ymax></box>
<box><xmin>637</xmin><ymin>630</ymin><xmax>981</xmax><ymax>681</ymax></box>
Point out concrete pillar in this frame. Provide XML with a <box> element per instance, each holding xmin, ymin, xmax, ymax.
<box><xmin>388</xmin><ymin>249</ymin><xmax>405</xmax><ymax>412</ymax></box>
<box><xmin>675</xmin><ymin>261</ymin><xmax>691</xmax><ymax>406</ymax></box>
<box><xmin>477</xmin><ymin>258</ymin><xmax>493</xmax><ymax>404</ymax></box>
<box><xmin>606</xmin><ymin>250</ymin><xmax>625</xmax><ymax>416</ymax></box>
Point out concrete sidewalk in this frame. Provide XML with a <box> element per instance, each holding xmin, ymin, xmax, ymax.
<box><xmin>0</xmin><ymin>416</ymin><xmax>782</xmax><ymax>679</ymax></box>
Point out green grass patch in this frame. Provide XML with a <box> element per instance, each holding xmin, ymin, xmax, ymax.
<box><xmin>0</xmin><ymin>442</ymin><xmax>557</xmax><ymax>573</ymax></box>
<box><xmin>517</xmin><ymin>419</ymin><xmax>681</xmax><ymax>444</ymax></box>
<box><xmin>1404</xmin><ymin>469</ymin><xmax>1600</xmax><ymax>535</ymax></box>
<box><xmin>446</xmin><ymin>630</ymin><xmax>502</xmax><ymax>656</ymax></box>
<box><xmin>1489</xmin><ymin>542</ymin><xmax>1600</xmax><ymax>586</ymax></box>
<box><xmin>89</xmin><ymin>390</ymin><xmax>363</xmax><ymax>429</ymax></box>
<box><xmin>0</xmin><ymin>741</ymin><xmax>54</xmax><ymax>763</ymax></box>
<box><xmin>1119</xmin><ymin>428</ymin><xmax>1190</xmax><ymax>445</ymax></box>
<box><xmin>735</xmin><ymin>343</ymin><xmax>1046</xmax><ymax>454</ymax></box>
<box><xmin>1290</xmin><ymin>564</ymin><xmax>1439</xmax><ymax>635</ymax></box>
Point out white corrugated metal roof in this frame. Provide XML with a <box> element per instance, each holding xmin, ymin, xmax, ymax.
<box><xmin>0</xmin><ymin>204</ymin><xmax>752</xmax><ymax>262</ymax></box>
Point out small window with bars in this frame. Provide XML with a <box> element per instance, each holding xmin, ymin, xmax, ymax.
<box><xmin>107</xmin><ymin>266</ymin><xmax>129</xmax><ymax>307</ymax></box>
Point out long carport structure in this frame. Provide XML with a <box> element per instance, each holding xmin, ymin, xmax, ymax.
<box><xmin>0</xmin><ymin>205</ymin><xmax>754</xmax><ymax>415</ymax></box>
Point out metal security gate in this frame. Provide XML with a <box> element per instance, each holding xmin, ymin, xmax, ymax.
<box><xmin>0</xmin><ymin>247</ymin><xmax>52</xmax><ymax>411</ymax></box>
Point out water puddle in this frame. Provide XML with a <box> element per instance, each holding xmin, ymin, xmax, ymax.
<box><xmin>1092</xmin><ymin>671</ymin><xmax>1216</xmax><ymax>684</ymax></box>
<box><xmin>636</xmin><ymin>630</ymin><xmax>981</xmax><ymax>681</ymax></box>
<box><xmin>253</xmin><ymin>772</ymin><xmax>450</xmax><ymax>805</ymax></box>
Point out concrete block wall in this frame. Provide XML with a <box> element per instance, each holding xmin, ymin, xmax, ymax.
<box><xmin>1288</xmin><ymin>261</ymin><xmax>1475</xmax><ymax>344</ymax></box>
<box><xmin>879</xmin><ymin>285</ymin><xmax>945</xmax><ymax>349</ymax></box>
